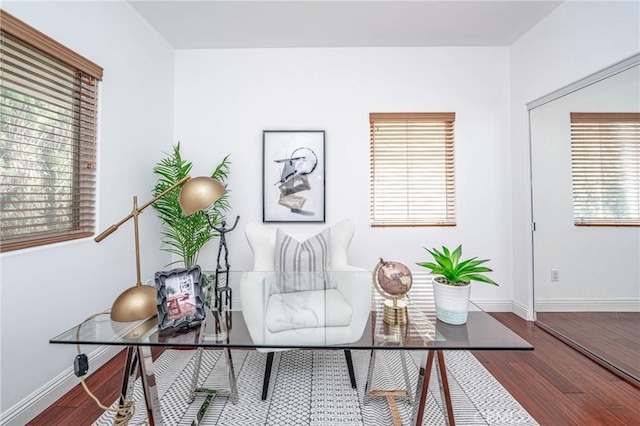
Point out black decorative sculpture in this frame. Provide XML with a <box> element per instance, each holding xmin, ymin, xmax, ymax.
<box><xmin>207</xmin><ymin>215</ymin><xmax>239</xmax><ymax>311</ymax></box>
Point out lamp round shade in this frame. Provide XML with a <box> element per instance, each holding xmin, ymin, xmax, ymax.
<box><xmin>111</xmin><ymin>285</ymin><xmax>158</xmax><ymax>322</ymax></box>
<box><xmin>179</xmin><ymin>176</ymin><xmax>227</xmax><ymax>216</ymax></box>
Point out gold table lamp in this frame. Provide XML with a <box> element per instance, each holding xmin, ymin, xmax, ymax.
<box><xmin>95</xmin><ymin>175</ymin><xmax>226</xmax><ymax>322</ymax></box>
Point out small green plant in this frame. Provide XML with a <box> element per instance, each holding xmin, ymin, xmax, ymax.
<box><xmin>416</xmin><ymin>245</ymin><xmax>497</xmax><ymax>286</ymax></box>
<box><xmin>152</xmin><ymin>143</ymin><xmax>231</xmax><ymax>269</ymax></box>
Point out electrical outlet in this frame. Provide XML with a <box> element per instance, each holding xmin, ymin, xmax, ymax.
<box><xmin>551</xmin><ymin>269</ymin><xmax>559</xmax><ymax>282</ymax></box>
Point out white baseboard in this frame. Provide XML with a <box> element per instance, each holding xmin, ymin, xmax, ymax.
<box><xmin>511</xmin><ymin>300</ymin><xmax>531</xmax><ymax>320</ymax></box>
<box><xmin>536</xmin><ymin>298</ymin><xmax>640</xmax><ymax>312</ymax></box>
<box><xmin>0</xmin><ymin>345</ymin><xmax>122</xmax><ymax>426</ymax></box>
<box><xmin>472</xmin><ymin>299</ymin><xmax>533</xmax><ymax>320</ymax></box>
<box><xmin>472</xmin><ymin>299</ymin><xmax>514</xmax><ymax>312</ymax></box>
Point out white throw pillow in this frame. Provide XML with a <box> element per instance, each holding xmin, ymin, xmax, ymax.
<box><xmin>275</xmin><ymin>227</ymin><xmax>330</xmax><ymax>272</ymax></box>
<box><xmin>244</xmin><ymin>219</ymin><xmax>355</xmax><ymax>271</ymax></box>
<box><xmin>274</xmin><ymin>227</ymin><xmax>331</xmax><ymax>292</ymax></box>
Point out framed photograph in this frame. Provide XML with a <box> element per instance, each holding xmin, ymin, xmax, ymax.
<box><xmin>263</xmin><ymin>130</ymin><xmax>325</xmax><ymax>222</ymax></box>
<box><xmin>155</xmin><ymin>266</ymin><xmax>206</xmax><ymax>331</ymax></box>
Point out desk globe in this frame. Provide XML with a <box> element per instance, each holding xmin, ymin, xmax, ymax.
<box><xmin>373</xmin><ymin>258</ymin><xmax>413</xmax><ymax>325</ymax></box>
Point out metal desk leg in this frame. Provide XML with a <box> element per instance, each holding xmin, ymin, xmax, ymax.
<box><xmin>365</xmin><ymin>350</ymin><xmax>412</xmax><ymax>426</ymax></box>
<box><xmin>411</xmin><ymin>350</ymin><xmax>455</xmax><ymax>426</ymax></box>
<box><xmin>224</xmin><ymin>347</ymin><xmax>238</xmax><ymax>403</ymax></box>
<box><xmin>363</xmin><ymin>350</ymin><xmax>377</xmax><ymax>403</ymax></box>
<box><xmin>190</xmin><ymin>348</ymin><xmax>206</xmax><ymax>401</ymax></box>
<box><xmin>114</xmin><ymin>346</ymin><xmax>138</xmax><ymax>425</ymax></box>
<box><xmin>190</xmin><ymin>315</ymin><xmax>238</xmax><ymax>404</ymax></box>
<box><xmin>399</xmin><ymin>350</ymin><xmax>413</xmax><ymax>405</ymax></box>
<box><xmin>137</xmin><ymin>345</ymin><xmax>162</xmax><ymax>425</ymax></box>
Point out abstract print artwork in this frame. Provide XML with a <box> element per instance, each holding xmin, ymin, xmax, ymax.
<box><xmin>263</xmin><ymin>130</ymin><xmax>325</xmax><ymax>222</ymax></box>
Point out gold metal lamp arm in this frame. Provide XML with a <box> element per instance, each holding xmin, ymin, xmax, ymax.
<box><xmin>94</xmin><ymin>174</ymin><xmax>226</xmax><ymax>322</ymax></box>
<box><xmin>94</xmin><ymin>175</ymin><xmax>192</xmax><ymax>243</ymax></box>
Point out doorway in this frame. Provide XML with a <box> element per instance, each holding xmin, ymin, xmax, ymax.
<box><xmin>529</xmin><ymin>57</ymin><xmax>640</xmax><ymax>386</ymax></box>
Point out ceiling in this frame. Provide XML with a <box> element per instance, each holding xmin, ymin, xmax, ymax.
<box><xmin>128</xmin><ymin>1</ymin><xmax>564</xmax><ymax>49</ymax></box>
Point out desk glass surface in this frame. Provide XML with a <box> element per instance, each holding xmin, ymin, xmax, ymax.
<box><xmin>50</xmin><ymin>271</ymin><xmax>532</xmax><ymax>351</ymax></box>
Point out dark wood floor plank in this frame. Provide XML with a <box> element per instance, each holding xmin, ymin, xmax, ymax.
<box><xmin>606</xmin><ymin>396</ymin><xmax>640</xmax><ymax>426</ymax></box>
<box><xmin>483</xmin><ymin>354</ymin><xmax>602</xmax><ymax>425</ymax></box>
<box><xmin>24</xmin><ymin>406</ymin><xmax>75</xmax><ymax>426</ymax></box>
<box><xmin>476</xmin><ymin>313</ymin><xmax>640</xmax><ymax>426</ymax></box>
<box><xmin>536</xmin><ymin>312</ymin><xmax>640</xmax><ymax>379</ymax></box>
<box><xmin>567</xmin><ymin>393</ymin><xmax>635</xmax><ymax>426</ymax></box>
<box><xmin>55</xmin><ymin>349</ymin><xmax>127</xmax><ymax>408</ymax></box>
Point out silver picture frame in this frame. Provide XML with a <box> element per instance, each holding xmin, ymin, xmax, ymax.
<box><xmin>155</xmin><ymin>265</ymin><xmax>205</xmax><ymax>331</ymax></box>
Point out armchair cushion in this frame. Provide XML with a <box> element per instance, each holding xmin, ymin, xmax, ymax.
<box><xmin>265</xmin><ymin>288</ymin><xmax>353</xmax><ymax>332</ymax></box>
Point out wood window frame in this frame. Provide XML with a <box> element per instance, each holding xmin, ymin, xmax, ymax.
<box><xmin>570</xmin><ymin>112</ymin><xmax>640</xmax><ymax>226</ymax></box>
<box><xmin>1</xmin><ymin>10</ymin><xmax>103</xmax><ymax>252</ymax></box>
<box><xmin>369</xmin><ymin>112</ymin><xmax>456</xmax><ymax>227</ymax></box>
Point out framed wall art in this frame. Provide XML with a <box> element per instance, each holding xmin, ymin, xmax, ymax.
<box><xmin>263</xmin><ymin>130</ymin><xmax>325</xmax><ymax>222</ymax></box>
<box><xmin>155</xmin><ymin>265</ymin><xmax>206</xmax><ymax>331</ymax></box>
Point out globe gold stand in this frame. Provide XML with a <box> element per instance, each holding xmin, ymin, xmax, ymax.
<box><xmin>383</xmin><ymin>298</ymin><xmax>408</xmax><ymax>325</ymax></box>
<box><xmin>373</xmin><ymin>258</ymin><xmax>412</xmax><ymax>326</ymax></box>
<box><xmin>382</xmin><ymin>317</ymin><xmax>409</xmax><ymax>344</ymax></box>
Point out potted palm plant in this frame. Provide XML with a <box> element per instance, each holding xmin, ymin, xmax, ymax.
<box><xmin>152</xmin><ymin>143</ymin><xmax>231</xmax><ymax>289</ymax></box>
<box><xmin>417</xmin><ymin>245</ymin><xmax>497</xmax><ymax>325</ymax></box>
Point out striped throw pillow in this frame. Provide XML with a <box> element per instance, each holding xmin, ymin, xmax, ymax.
<box><xmin>274</xmin><ymin>227</ymin><xmax>333</xmax><ymax>292</ymax></box>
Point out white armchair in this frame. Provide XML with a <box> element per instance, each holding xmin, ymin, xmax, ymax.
<box><xmin>239</xmin><ymin>219</ymin><xmax>371</xmax><ymax>399</ymax></box>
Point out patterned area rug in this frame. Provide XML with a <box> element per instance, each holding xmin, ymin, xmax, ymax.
<box><xmin>94</xmin><ymin>349</ymin><xmax>538</xmax><ymax>425</ymax></box>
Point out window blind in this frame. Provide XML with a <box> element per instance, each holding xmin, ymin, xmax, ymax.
<box><xmin>370</xmin><ymin>112</ymin><xmax>456</xmax><ymax>226</ymax></box>
<box><xmin>0</xmin><ymin>10</ymin><xmax>103</xmax><ymax>252</ymax></box>
<box><xmin>570</xmin><ymin>112</ymin><xmax>640</xmax><ymax>226</ymax></box>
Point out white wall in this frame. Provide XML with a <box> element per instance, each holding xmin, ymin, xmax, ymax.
<box><xmin>2</xmin><ymin>0</ymin><xmax>638</xmax><ymax>421</ymax></box>
<box><xmin>174</xmin><ymin>47</ymin><xmax>513</xmax><ymax>308</ymax></box>
<box><xmin>0</xmin><ymin>1</ymin><xmax>175</xmax><ymax>421</ymax></box>
<box><xmin>509</xmin><ymin>1</ymin><xmax>640</xmax><ymax>318</ymax></box>
<box><xmin>530</xmin><ymin>66</ymin><xmax>640</xmax><ymax>310</ymax></box>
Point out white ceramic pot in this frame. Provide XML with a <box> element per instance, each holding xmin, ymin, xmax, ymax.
<box><xmin>432</xmin><ymin>278</ymin><xmax>471</xmax><ymax>325</ymax></box>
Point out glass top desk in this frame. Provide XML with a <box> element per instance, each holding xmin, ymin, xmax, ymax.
<box><xmin>51</xmin><ymin>271</ymin><xmax>533</xmax><ymax>426</ymax></box>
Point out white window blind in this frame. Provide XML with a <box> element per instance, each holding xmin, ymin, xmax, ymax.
<box><xmin>370</xmin><ymin>112</ymin><xmax>456</xmax><ymax>226</ymax></box>
<box><xmin>0</xmin><ymin>10</ymin><xmax>103</xmax><ymax>252</ymax></box>
<box><xmin>571</xmin><ymin>112</ymin><xmax>640</xmax><ymax>226</ymax></box>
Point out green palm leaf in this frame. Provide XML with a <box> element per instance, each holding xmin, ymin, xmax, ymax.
<box><xmin>152</xmin><ymin>143</ymin><xmax>231</xmax><ymax>269</ymax></box>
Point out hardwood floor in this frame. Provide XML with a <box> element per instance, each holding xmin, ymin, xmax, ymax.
<box><xmin>474</xmin><ymin>313</ymin><xmax>640</xmax><ymax>426</ymax></box>
<box><xmin>536</xmin><ymin>312</ymin><xmax>640</xmax><ymax>382</ymax></box>
<box><xmin>27</xmin><ymin>314</ymin><xmax>640</xmax><ymax>425</ymax></box>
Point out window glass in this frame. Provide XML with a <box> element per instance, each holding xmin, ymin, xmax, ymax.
<box><xmin>370</xmin><ymin>112</ymin><xmax>456</xmax><ymax>226</ymax></box>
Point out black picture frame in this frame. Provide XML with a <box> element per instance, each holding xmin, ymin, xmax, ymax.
<box><xmin>263</xmin><ymin>130</ymin><xmax>325</xmax><ymax>222</ymax></box>
<box><xmin>155</xmin><ymin>265</ymin><xmax>206</xmax><ymax>331</ymax></box>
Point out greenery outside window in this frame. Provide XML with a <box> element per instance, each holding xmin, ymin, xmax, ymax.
<box><xmin>369</xmin><ymin>112</ymin><xmax>456</xmax><ymax>226</ymax></box>
<box><xmin>0</xmin><ymin>10</ymin><xmax>103</xmax><ymax>252</ymax></box>
<box><xmin>570</xmin><ymin>112</ymin><xmax>640</xmax><ymax>226</ymax></box>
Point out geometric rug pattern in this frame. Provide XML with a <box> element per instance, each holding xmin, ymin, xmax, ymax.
<box><xmin>94</xmin><ymin>349</ymin><xmax>538</xmax><ymax>425</ymax></box>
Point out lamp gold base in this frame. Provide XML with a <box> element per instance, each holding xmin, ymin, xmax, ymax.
<box><xmin>383</xmin><ymin>299</ymin><xmax>408</xmax><ymax>325</ymax></box>
<box><xmin>111</xmin><ymin>285</ymin><xmax>158</xmax><ymax>322</ymax></box>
